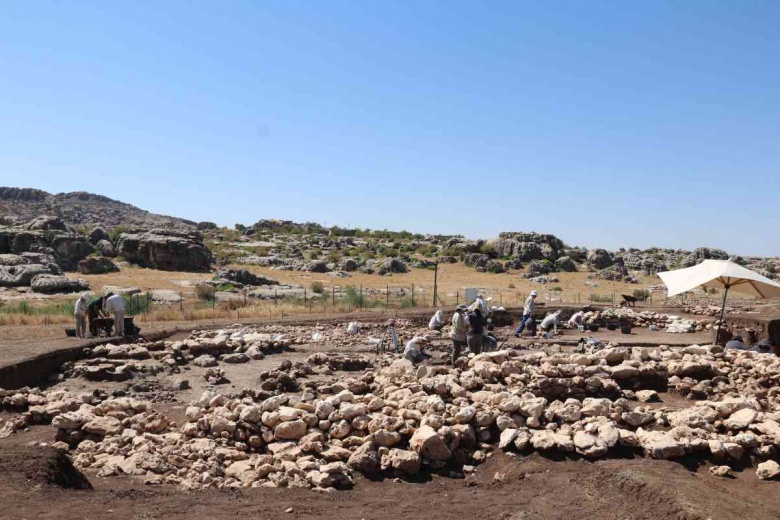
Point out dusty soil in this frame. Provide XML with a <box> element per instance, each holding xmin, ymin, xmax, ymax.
<box><xmin>2</xmin><ymin>439</ymin><xmax>779</xmax><ymax>520</ymax></box>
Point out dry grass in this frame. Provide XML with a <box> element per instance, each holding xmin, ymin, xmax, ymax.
<box><xmin>78</xmin><ymin>265</ymin><xmax>214</xmax><ymax>293</ymax></box>
<box><xmin>227</xmin><ymin>262</ymin><xmax>666</xmax><ymax>307</ymax></box>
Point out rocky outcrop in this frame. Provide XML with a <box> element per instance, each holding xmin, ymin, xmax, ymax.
<box><xmin>216</xmin><ymin>268</ymin><xmax>278</xmax><ymax>287</ymax></box>
<box><xmin>586</xmin><ymin>249</ymin><xmax>613</xmax><ymax>270</ymax></box>
<box><xmin>0</xmin><ymin>219</ymin><xmax>92</xmax><ymax>271</ymax></box>
<box><xmin>116</xmin><ymin>230</ymin><xmax>212</xmax><ymax>272</ymax></box>
<box><xmin>523</xmin><ymin>260</ymin><xmax>556</xmax><ymax>278</ymax></box>
<box><xmin>685</xmin><ymin>247</ymin><xmax>729</xmax><ymax>267</ymax></box>
<box><xmin>77</xmin><ymin>256</ymin><xmax>119</xmax><ymax>275</ymax></box>
<box><xmin>341</xmin><ymin>258</ymin><xmax>359</xmax><ymax>272</ymax></box>
<box><xmin>0</xmin><ymin>188</ymin><xmax>195</xmax><ymax>230</ymax></box>
<box><xmin>196</xmin><ymin>221</ymin><xmax>218</xmax><ymax>231</ymax></box>
<box><xmin>96</xmin><ymin>239</ymin><xmax>116</xmax><ymax>257</ymax></box>
<box><xmin>554</xmin><ymin>256</ymin><xmax>577</xmax><ymax>272</ymax></box>
<box><xmin>30</xmin><ymin>274</ymin><xmax>89</xmax><ymax>293</ymax></box>
<box><xmin>493</xmin><ymin>232</ymin><xmax>565</xmax><ymax>262</ymax></box>
<box><xmin>463</xmin><ymin>253</ymin><xmax>490</xmax><ymax>269</ymax></box>
<box><xmin>378</xmin><ymin>257</ymin><xmax>408</xmax><ymax>275</ymax></box>
<box><xmin>304</xmin><ymin>260</ymin><xmax>330</xmax><ymax>273</ymax></box>
<box><xmin>89</xmin><ymin>227</ymin><xmax>109</xmax><ymax>245</ymax></box>
<box><xmin>22</xmin><ymin>216</ymin><xmax>70</xmax><ymax>232</ymax></box>
<box><xmin>0</xmin><ymin>253</ymin><xmax>62</xmax><ymax>287</ymax></box>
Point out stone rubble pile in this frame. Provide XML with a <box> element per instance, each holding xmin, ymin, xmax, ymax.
<box><xmin>61</xmin><ymin>329</ymin><xmax>294</xmax><ymax>382</ymax></box>
<box><xmin>4</xmin><ymin>343</ymin><xmax>778</xmax><ymax>488</ymax></box>
<box><xmin>591</xmin><ymin>308</ymin><xmax>711</xmax><ymax>333</ymax></box>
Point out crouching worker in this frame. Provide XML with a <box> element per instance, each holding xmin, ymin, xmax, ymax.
<box><xmin>540</xmin><ymin>310</ymin><xmax>562</xmax><ymax>333</ymax></box>
<box><xmin>449</xmin><ymin>304</ymin><xmax>468</xmax><ymax>364</ymax></box>
<box><xmin>567</xmin><ymin>310</ymin><xmax>586</xmax><ymax>329</ymax></box>
<box><xmin>428</xmin><ymin>310</ymin><xmax>445</xmax><ymax>331</ymax></box>
<box><xmin>403</xmin><ymin>336</ymin><xmax>432</xmax><ymax>364</ymax></box>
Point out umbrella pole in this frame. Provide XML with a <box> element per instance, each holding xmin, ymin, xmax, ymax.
<box><xmin>715</xmin><ymin>285</ymin><xmax>730</xmax><ymax>345</ymax></box>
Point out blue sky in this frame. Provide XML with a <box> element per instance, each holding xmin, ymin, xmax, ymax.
<box><xmin>1</xmin><ymin>1</ymin><xmax>779</xmax><ymax>256</ymax></box>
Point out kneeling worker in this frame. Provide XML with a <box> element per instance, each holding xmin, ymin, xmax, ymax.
<box><xmin>403</xmin><ymin>336</ymin><xmax>432</xmax><ymax>364</ymax></box>
<box><xmin>428</xmin><ymin>310</ymin><xmax>445</xmax><ymax>331</ymax></box>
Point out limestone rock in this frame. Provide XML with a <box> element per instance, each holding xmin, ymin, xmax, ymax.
<box><xmin>409</xmin><ymin>425</ymin><xmax>452</xmax><ymax>461</ymax></box>
<box><xmin>756</xmin><ymin>460</ymin><xmax>780</xmax><ymax>481</ymax></box>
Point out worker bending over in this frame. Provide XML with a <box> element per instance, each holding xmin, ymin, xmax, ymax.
<box><xmin>403</xmin><ymin>336</ymin><xmax>431</xmax><ymax>364</ymax></box>
<box><xmin>104</xmin><ymin>292</ymin><xmax>126</xmax><ymax>337</ymax></box>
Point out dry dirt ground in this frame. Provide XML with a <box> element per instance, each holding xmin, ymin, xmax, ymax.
<box><xmin>2</xmin><ymin>320</ymin><xmax>780</xmax><ymax>519</ymax></box>
<box><xmin>4</xmin><ymin>439</ymin><xmax>780</xmax><ymax>520</ymax></box>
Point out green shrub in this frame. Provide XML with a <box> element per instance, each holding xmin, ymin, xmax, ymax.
<box><xmin>327</xmin><ymin>249</ymin><xmax>342</xmax><ymax>263</ymax></box>
<box><xmin>109</xmin><ymin>225</ymin><xmax>129</xmax><ymax>243</ymax></box>
<box><xmin>551</xmin><ymin>286</ymin><xmax>563</xmax><ymax>292</ymax></box>
<box><xmin>479</xmin><ymin>242</ymin><xmax>495</xmax><ymax>256</ymax></box>
<box><xmin>123</xmin><ymin>293</ymin><xmax>150</xmax><ymax>314</ymax></box>
<box><xmin>343</xmin><ymin>285</ymin><xmax>365</xmax><ymax>307</ymax></box>
<box><xmin>196</xmin><ymin>285</ymin><xmax>216</xmax><ymax>301</ymax></box>
<box><xmin>400</xmin><ymin>296</ymin><xmax>416</xmax><ymax>308</ymax></box>
<box><xmin>310</xmin><ymin>281</ymin><xmax>325</xmax><ymax>294</ymax></box>
<box><xmin>632</xmin><ymin>289</ymin><xmax>650</xmax><ymax>300</ymax></box>
<box><xmin>590</xmin><ymin>294</ymin><xmax>613</xmax><ymax>303</ymax></box>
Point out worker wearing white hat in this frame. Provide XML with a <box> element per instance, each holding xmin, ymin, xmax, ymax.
<box><xmin>514</xmin><ymin>290</ymin><xmax>539</xmax><ymax>337</ymax></box>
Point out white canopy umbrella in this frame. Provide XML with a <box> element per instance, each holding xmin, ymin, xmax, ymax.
<box><xmin>658</xmin><ymin>259</ymin><xmax>780</xmax><ymax>343</ymax></box>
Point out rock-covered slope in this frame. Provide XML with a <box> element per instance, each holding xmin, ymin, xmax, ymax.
<box><xmin>0</xmin><ymin>187</ymin><xmax>195</xmax><ymax>230</ymax></box>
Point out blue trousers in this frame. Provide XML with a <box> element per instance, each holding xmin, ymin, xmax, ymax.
<box><xmin>515</xmin><ymin>314</ymin><xmax>536</xmax><ymax>335</ymax></box>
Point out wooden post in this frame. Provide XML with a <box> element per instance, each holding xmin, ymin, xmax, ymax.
<box><xmin>412</xmin><ymin>284</ymin><xmax>415</xmax><ymax>307</ymax></box>
<box><xmin>432</xmin><ymin>262</ymin><xmax>438</xmax><ymax>307</ymax></box>
<box><xmin>386</xmin><ymin>284</ymin><xmax>389</xmax><ymax>309</ymax></box>
<box><xmin>332</xmin><ymin>286</ymin><xmax>335</xmax><ymax>307</ymax></box>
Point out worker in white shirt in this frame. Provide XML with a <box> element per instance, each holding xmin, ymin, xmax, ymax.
<box><xmin>403</xmin><ymin>336</ymin><xmax>432</xmax><ymax>364</ymax></box>
<box><xmin>428</xmin><ymin>310</ymin><xmax>445</xmax><ymax>331</ymax></box>
<box><xmin>104</xmin><ymin>292</ymin><xmax>126</xmax><ymax>336</ymax></box>
<box><xmin>74</xmin><ymin>293</ymin><xmax>89</xmax><ymax>338</ymax></box>
<box><xmin>568</xmin><ymin>310</ymin><xmax>586</xmax><ymax>329</ymax></box>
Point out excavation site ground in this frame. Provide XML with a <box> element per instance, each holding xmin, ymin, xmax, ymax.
<box><xmin>1</xmin><ymin>304</ymin><xmax>780</xmax><ymax>520</ymax></box>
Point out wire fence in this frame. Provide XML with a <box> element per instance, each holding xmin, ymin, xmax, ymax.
<box><xmin>0</xmin><ymin>280</ymin><xmax>677</xmax><ymax>330</ymax></box>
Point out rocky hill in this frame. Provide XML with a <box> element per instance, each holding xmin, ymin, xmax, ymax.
<box><xmin>0</xmin><ymin>187</ymin><xmax>195</xmax><ymax>230</ymax></box>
